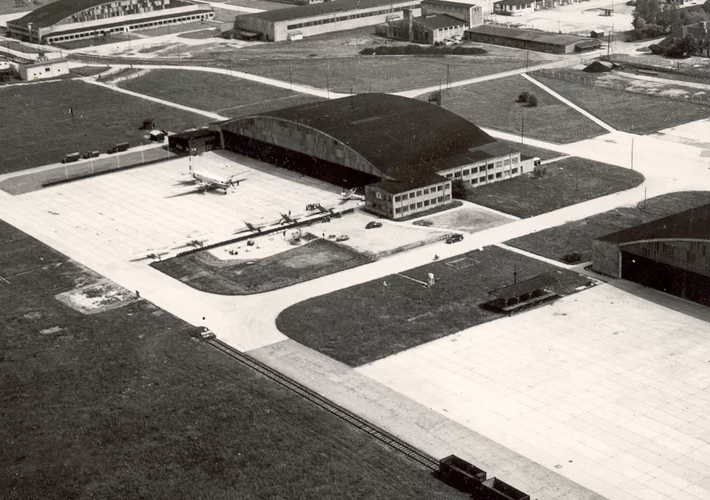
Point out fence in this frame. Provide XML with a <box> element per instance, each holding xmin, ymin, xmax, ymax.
<box><xmin>530</xmin><ymin>68</ymin><xmax>710</xmax><ymax>107</ymax></box>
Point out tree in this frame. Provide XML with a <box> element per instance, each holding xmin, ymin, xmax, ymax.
<box><xmin>516</xmin><ymin>91</ymin><xmax>530</xmax><ymax>103</ymax></box>
<box><xmin>451</xmin><ymin>179</ymin><xmax>469</xmax><ymax>200</ymax></box>
<box><xmin>526</xmin><ymin>94</ymin><xmax>539</xmax><ymax>107</ymax></box>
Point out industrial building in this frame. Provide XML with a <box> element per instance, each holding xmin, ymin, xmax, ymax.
<box><xmin>19</xmin><ymin>56</ymin><xmax>70</xmax><ymax>80</ymax></box>
<box><xmin>465</xmin><ymin>24</ymin><xmax>600</xmax><ymax>53</ymax></box>
<box><xmin>232</xmin><ymin>0</ymin><xmax>422</xmax><ymax>42</ymax></box>
<box><xmin>376</xmin><ymin>0</ymin><xmax>482</xmax><ymax>44</ymax></box>
<box><xmin>7</xmin><ymin>0</ymin><xmax>214</xmax><ymax>45</ymax></box>
<box><xmin>593</xmin><ymin>204</ymin><xmax>710</xmax><ymax>306</ymax></box>
<box><xmin>492</xmin><ymin>0</ymin><xmax>536</xmax><ymax>16</ymax></box>
<box><xmin>216</xmin><ymin>94</ymin><xmax>531</xmax><ymax>220</ymax></box>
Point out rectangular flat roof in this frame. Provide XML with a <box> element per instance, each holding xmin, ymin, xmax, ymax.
<box><xmin>467</xmin><ymin>24</ymin><xmax>586</xmax><ymax>46</ymax></box>
<box><xmin>416</xmin><ymin>14</ymin><xmax>468</xmax><ymax>29</ymax></box>
<box><xmin>238</xmin><ymin>0</ymin><xmax>421</xmax><ymax>23</ymax></box>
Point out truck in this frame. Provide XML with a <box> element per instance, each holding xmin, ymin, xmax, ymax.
<box><xmin>106</xmin><ymin>142</ymin><xmax>129</xmax><ymax>154</ymax></box>
<box><xmin>61</xmin><ymin>152</ymin><xmax>81</xmax><ymax>163</ymax></box>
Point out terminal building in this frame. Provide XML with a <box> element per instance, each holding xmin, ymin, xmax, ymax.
<box><xmin>216</xmin><ymin>94</ymin><xmax>532</xmax><ymax>220</ymax></box>
<box><xmin>232</xmin><ymin>0</ymin><xmax>422</xmax><ymax>41</ymax></box>
<box><xmin>593</xmin><ymin>204</ymin><xmax>710</xmax><ymax>306</ymax></box>
<box><xmin>7</xmin><ymin>0</ymin><xmax>214</xmax><ymax>45</ymax></box>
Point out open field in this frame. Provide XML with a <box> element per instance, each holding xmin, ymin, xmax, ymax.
<box><xmin>277</xmin><ymin>246</ymin><xmax>591</xmax><ymax>366</ymax></box>
<box><xmin>434</xmin><ymin>75</ymin><xmax>607</xmax><ymax>143</ymax></box>
<box><xmin>119</xmin><ymin>68</ymin><xmax>301</xmax><ymax>115</ymax></box>
<box><xmin>534</xmin><ymin>74</ymin><xmax>710</xmax><ymax>134</ymax></box>
<box><xmin>414</xmin><ymin>203</ymin><xmax>515</xmax><ymax>233</ymax></box>
<box><xmin>470</xmin><ymin>156</ymin><xmax>644</xmax><ymax>218</ymax></box>
<box><xmin>506</xmin><ymin>191</ymin><xmax>710</xmax><ymax>262</ymax></box>
<box><xmin>0</xmin><ymin>80</ymin><xmax>207</xmax><ymax>173</ymax></box>
<box><xmin>0</xmin><ymin>220</ymin><xmax>467</xmax><ymax>500</ymax></box>
<box><xmin>232</xmin><ymin>56</ymin><xmax>538</xmax><ymax>94</ymax></box>
<box><xmin>153</xmin><ymin>238</ymin><xmax>373</xmax><ymax>294</ymax></box>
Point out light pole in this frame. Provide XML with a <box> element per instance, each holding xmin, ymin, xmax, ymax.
<box><xmin>520</xmin><ymin>109</ymin><xmax>525</xmax><ymax>144</ymax></box>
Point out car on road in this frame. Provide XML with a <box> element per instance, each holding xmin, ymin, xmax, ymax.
<box><xmin>366</xmin><ymin>221</ymin><xmax>383</xmax><ymax>229</ymax></box>
<box><xmin>442</xmin><ymin>39</ymin><xmax>455</xmax><ymax>46</ymax></box>
<box><xmin>445</xmin><ymin>234</ymin><xmax>464</xmax><ymax>244</ymax></box>
<box><xmin>335</xmin><ymin>235</ymin><xmax>350</xmax><ymax>242</ymax></box>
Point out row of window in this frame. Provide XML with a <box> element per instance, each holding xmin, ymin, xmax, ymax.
<box><xmin>394</xmin><ymin>195</ymin><xmax>451</xmax><ymax>214</ymax></box>
<box><xmin>393</xmin><ymin>184</ymin><xmax>446</xmax><ymax>202</ymax></box>
<box><xmin>286</xmin><ymin>4</ymin><xmax>415</xmax><ymax>30</ymax></box>
<box><xmin>46</xmin><ymin>13</ymin><xmax>211</xmax><ymax>42</ymax></box>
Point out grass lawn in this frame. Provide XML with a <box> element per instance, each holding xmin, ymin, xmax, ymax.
<box><xmin>230</xmin><ymin>56</ymin><xmax>533</xmax><ymax>94</ymax></box>
<box><xmin>415</xmin><ymin>203</ymin><xmax>514</xmax><ymax>233</ymax></box>
<box><xmin>0</xmin><ymin>80</ymin><xmax>207</xmax><ymax>173</ymax></box>
<box><xmin>153</xmin><ymin>238</ymin><xmax>373</xmax><ymax>294</ymax></box>
<box><xmin>506</xmin><ymin>191</ymin><xmax>710</xmax><ymax>263</ymax></box>
<box><xmin>277</xmin><ymin>246</ymin><xmax>591</xmax><ymax>366</ymax></box>
<box><xmin>533</xmin><ymin>75</ymin><xmax>710</xmax><ymax>134</ymax></box>
<box><xmin>470</xmin><ymin>156</ymin><xmax>644</xmax><ymax>218</ymax></box>
<box><xmin>0</xmin><ymin>220</ymin><xmax>468</xmax><ymax>500</ymax></box>
<box><xmin>119</xmin><ymin>69</ymin><xmax>304</xmax><ymax>115</ymax></box>
<box><xmin>434</xmin><ymin>75</ymin><xmax>607</xmax><ymax>144</ymax></box>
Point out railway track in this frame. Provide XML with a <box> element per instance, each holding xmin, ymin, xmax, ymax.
<box><xmin>207</xmin><ymin>338</ymin><xmax>440</xmax><ymax>471</ymax></box>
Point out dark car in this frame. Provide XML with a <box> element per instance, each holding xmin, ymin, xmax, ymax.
<box><xmin>445</xmin><ymin>234</ymin><xmax>464</xmax><ymax>244</ymax></box>
<box><xmin>366</xmin><ymin>221</ymin><xmax>383</xmax><ymax>229</ymax></box>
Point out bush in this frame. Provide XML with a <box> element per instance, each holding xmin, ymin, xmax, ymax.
<box><xmin>359</xmin><ymin>48</ymin><xmax>376</xmax><ymax>55</ymax></box>
<box><xmin>517</xmin><ymin>91</ymin><xmax>530</xmax><ymax>103</ymax></box>
<box><xmin>451</xmin><ymin>179</ymin><xmax>470</xmax><ymax>200</ymax></box>
<box><xmin>648</xmin><ymin>43</ymin><xmax>665</xmax><ymax>55</ymax></box>
<box><xmin>526</xmin><ymin>94</ymin><xmax>538</xmax><ymax>107</ymax></box>
<box><xmin>532</xmin><ymin>165</ymin><xmax>547</xmax><ymax>178</ymax></box>
<box><xmin>561</xmin><ymin>251</ymin><xmax>582</xmax><ymax>264</ymax></box>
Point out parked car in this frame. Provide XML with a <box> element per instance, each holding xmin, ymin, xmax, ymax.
<box><xmin>335</xmin><ymin>235</ymin><xmax>350</xmax><ymax>242</ymax></box>
<box><xmin>61</xmin><ymin>152</ymin><xmax>81</xmax><ymax>164</ymax></box>
<box><xmin>442</xmin><ymin>39</ymin><xmax>455</xmax><ymax>46</ymax></box>
<box><xmin>452</xmin><ymin>35</ymin><xmax>463</xmax><ymax>42</ymax></box>
<box><xmin>445</xmin><ymin>234</ymin><xmax>464</xmax><ymax>244</ymax></box>
<box><xmin>365</xmin><ymin>221</ymin><xmax>383</xmax><ymax>229</ymax></box>
<box><xmin>81</xmin><ymin>150</ymin><xmax>100</xmax><ymax>159</ymax></box>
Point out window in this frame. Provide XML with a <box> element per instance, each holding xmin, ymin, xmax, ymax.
<box><xmin>511</xmin><ymin>168</ymin><xmax>518</xmax><ymax>174</ymax></box>
<box><xmin>417</xmin><ymin>202</ymin><xmax>423</xmax><ymax>208</ymax></box>
<box><xmin>504</xmin><ymin>159</ymin><xmax>511</xmax><ymax>166</ymax></box>
<box><xmin>424</xmin><ymin>200</ymin><xmax>430</xmax><ymax>206</ymax></box>
<box><xmin>463</xmin><ymin>169</ymin><xmax>470</xmax><ymax>176</ymax></box>
<box><xmin>496</xmin><ymin>172</ymin><xmax>502</xmax><ymax>179</ymax></box>
<box><xmin>444</xmin><ymin>195</ymin><xmax>451</xmax><ymax>201</ymax></box>
<box><xmin>495</xmin><ymin>162</ymin><xmax>502</xmax><ymax>169</ymax></box>
<box><xmin>416</xmin><ymin>190</ymin><xmax>422</xmax><ymax>196</ymax></box>
<box><xmin>437</xmin><ymin>196</ymin><xmax>443</xmax><ymax>202</ymax></box>
<box><xmin>394</xmin><ymin>195</ymin><xmax>401</xmax><ymax>202</ymax></box>
<box><xmin>403</xmin><ymin>206</ymin><xmax>409</xmax><ymax>212</ymax></box>
<box><xmin>423</xmin><ymin>188</ymin><xmax>429</xmax><ymax>195</ymax></box>
<box><xmin>45</xmin><ymin>67</ymin><xmax>50</xmax><ymax>72</ymax></box>
<box><xmin>437</xmin><ymin>185</ymin><xmax>443</xmax><ymax>191</ymax></box>
<box><xmin>487</xmin><ymin>163</ymin><xmax>494</xmax><ymax>170</ymax></box>
<box><xmin>376</xmin><ymin>192</ymin><xmax>382</xmax><ymax>199</ymax></box>
<box><xmin>512</xmin><ymin>156</ymin><xmax>519</xmax><ymax>164</ymax></box>
<box><xmin>488</xmin><ymin>174</ymin><xmax>494</xmax><ymax>180</ymax></box>
<box><xmin>472</xmin><ymin>178</ymin><xmax>478</xmax><ymax>184</ymax></box>
<box><xmin>402</xmin><ymin>193</ymin><xmax>408</xmax><ymax>200</ymax></box>
<box><xmin>454</xmin><ymin>172</ymin><xmax>461</xmax><ymax>178</ymax></box>
<box><xmin>410</xmin><ymin>204</ymin><xmax>416</xmax><ymax>210</ymax></box>
<box><xmin>395</xmin><ymin>208</ymin><xmax>401</xmax><ymax>214</ymax></box>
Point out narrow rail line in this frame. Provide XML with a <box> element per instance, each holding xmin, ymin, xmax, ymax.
<box><xmin>207</xmin><ymin>338</ymin><xmax>440</xmax><ymax>471</ymax></box>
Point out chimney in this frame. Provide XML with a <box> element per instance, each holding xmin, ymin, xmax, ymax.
<box><xmin>404</xmin><ymin>8</ymin><xmax>414</xmax><ymax>42</ymax></box>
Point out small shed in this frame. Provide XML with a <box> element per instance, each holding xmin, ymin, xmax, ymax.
<box><xmin>590</xmin><ymin>29</ymin><xmax>605</xmax><ymax>38</ymax></box>
<box><xmin>481</xmin><ymin>274</ymin><xmax>559</xmax><ymax>313</ymax></box>
<box><xmin>168</xmin><ymin>128</ymin><xmax>221</xmax><ymax>154</ymax></box>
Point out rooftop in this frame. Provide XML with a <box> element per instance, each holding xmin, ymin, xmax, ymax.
<box><xmin>236</xmin><ymin>0</ymin><xmax>420</xmax><ymax>23</ymax></box>
<box><xmin>416</xmin><ymin>14</ymin><xmax>469</xmax><ymax>29</ymax></box>
<box><xmin>10</xmin><ymin>0</ymin><xmax>198</xmax><ymax>29</ymax></box>
<box><xmin>256</xmin><ymin>93</ymin><xmax>498</xmax><ymax>184</ymax></box>
<box><xmin>467</xmin><ymin>24</ymin><xmax>587</xmax><ymax>46</ymax></box>
<box><xmin>489</xmin><ymin>273</ymin><xmax>557</xmax><ymax>301</ymax></box>
<box><xmin>599</xmin><ymin>204</ymin><xmax>710</xmax><ymax>244</ymax></box>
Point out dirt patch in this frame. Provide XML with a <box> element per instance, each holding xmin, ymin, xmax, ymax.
<box><xmin>55</xmin><ymin>279</ymin><xmax>137</xmax><ymax>315</ymax></box>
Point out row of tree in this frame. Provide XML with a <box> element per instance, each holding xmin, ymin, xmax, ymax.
<box><xmin>630</xmin><ymin>0</ymin><xmax>710</xmax><ymax>40</ymax></box>
<box><xmin>650</xmin><ymin>33</ymin><xmax>710</xmax><ymax>57</ymax></box>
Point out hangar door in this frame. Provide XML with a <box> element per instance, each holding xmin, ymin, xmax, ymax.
<box><xmin>621</xmin><ymin>251</ymin><xmax>710</xmax><ymax>306</ymax></box>
<box><xmin>222</xmin><ymin>131</ymin><xmax>380</xmax><ymax>189</ymax></box>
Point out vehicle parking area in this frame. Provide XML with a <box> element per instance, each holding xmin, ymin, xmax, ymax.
<box><xmin>0</xmin><ymin>151</ymin><xmax>358</xmax><ymax>263</ymax></box>
<box><xmin>360</xmin><ymin>283</ymin><xmax>710</xmax><ymax>500</ymax></box>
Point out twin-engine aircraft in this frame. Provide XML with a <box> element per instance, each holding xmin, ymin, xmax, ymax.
<box><xmin>339</xmin><ymin>188</ymin><xmax>365</xmax><ymax>202</ymax></box>
<box><xmin>177</xmin><ymin>166</ymin><xmax>248</xmax><ymax>194</ymax></box>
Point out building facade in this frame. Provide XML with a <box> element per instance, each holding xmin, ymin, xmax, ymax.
<box><xmin>465</xmin><ymin>24</ymin><xmax>592</xmax><ymax>53</ymax></box>
<box><xmin>366</xmin><ymin>179</ymin><xmax>452</xmax><ymax>219</ymax></box>
<box><xmin>593</xmin><ymin>205</ymin><xmax>710</xmax><ymax>306</ymax></box>
<box><xmin>7</xmin><ymin>0</ymin><xmax>214</xmax><ymax>45</ymax></box>
<box><xmin>19</xmin><ymin>57</ymin><xmax>69</xmax><ymax>80</ymax></box>
<box><xmin>377</xmin><ymin>1</ymin><xmax>482</xmax><ymax>43</ymax></box>
<box><xmin>233</xmin><ymin>0</ymin><xmax>421</xmax><ymax>41</ymax></box>
<box><xmin>493</xmin><ymin>0</ymin><xmax>536</xmax><ymax>15</ymax></box>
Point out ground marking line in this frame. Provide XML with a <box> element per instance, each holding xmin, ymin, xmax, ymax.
<box><xmin>396</xmin><ymin>273</ymin><xmax>428</xmax><ymax>286</ymax></box>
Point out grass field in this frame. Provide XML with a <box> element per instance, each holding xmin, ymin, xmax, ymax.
<box><xmin>469</xmin><ymin>156</ymin><xmax>644</xmax><ymax>218</ymax></box>
<box><xmin>153</xmin><ymin>238</ymin><xmax>373</xmax><ymax>294</ymax></box>
<box><xmin>277</xmin><ymin>246</ymin><xmax>591</xmax><ymax>366</ymax></box>
<box><xmin>506</xmin><ymin>191</ymin><xmax>710</xmax><ymax>263</ymax></box>
<box><xmin>533</xmin><ymin>75</ymin><xmax>710</xmax><ymax>134</ymax></box>
<box><xmin>118</xmin><ymin>69</ymin><xmax>318</xmax><ymax>116</ymax></box>
<box><xmin>496</xmin><ymin>140</ymin><xmax>563</xmax><ymax>161</ymax></box>
<box><xmin>225</xmin><ymin>56</ymin><xmax>535</xmax><ymax>94</ymax></box>
<box><xmin>434</xmin><ymin>75</ymin><xmax>607</xmax><ymax>144</ymax></box>
<box><xmin>0</xmin><ymin>220</ymin><xmax>467</xmax><ymax>500</ymax></box>
<box><xmin>0</xmin><ymin>80</ymin><xmax>206</xmax><ymax>173</ymax></box>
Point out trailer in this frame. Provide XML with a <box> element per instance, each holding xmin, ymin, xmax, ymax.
<box><xmin>61</xmin><ymin>152</ymin><xmax>81</xmax><ymax>163</ymax></box>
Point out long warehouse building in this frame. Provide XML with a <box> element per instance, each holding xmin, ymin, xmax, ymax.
<box><xmin>232</xmin><ymin>0</ymin><xmax>422</xmax><ymax>42</ymax></box>
<box><xmin>7</xmin><ymin>0</ymin><xmax>214</xmax><ymax>45</ymax></box>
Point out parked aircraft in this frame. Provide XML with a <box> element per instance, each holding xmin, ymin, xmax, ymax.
<box><xmin>244</xmin><ymin>221</ymin><xmax>264</xmax><ymax>233</ymax></box>
<box><xmin>177</xmin><ymin>166</ymin><xmax>247</xmax><ymax>194</ymax></box>
<box><xmin>279</xmin><ymin>212</ymin><xmax>298</xmax><ymax>224</ymax></box>
<box><xmin>339</xmin><ymin>188</ymin><xmax>365</xmax><ymax>201</ymax></box>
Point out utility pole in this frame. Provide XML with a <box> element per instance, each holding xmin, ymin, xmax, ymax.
<box><xmin>446</xmin><ymin>64</ymin><xmax>450</xmax><ymax>89</ymax></box>
<box><xmin>520</xmin><ymin>110</ymin><xmax>525</xmax><ymax>144</ymax></box>
<box><xmin>644</xmin><ymin>187</ymin><xmax>647</xmax><ymax>209</ymax></box>
<box><xmin>513</xmin><ymin>265</ymin><xmax>518</xmax><ymax>284</ymax></box>
<box><xmin>525</xmin><ymin>50</ymin><xmax>529</xmax><ymax>73</ymax></box>
<box><xmin>289</xmin><ymin>67</ymin><xmax>293</xmax><ymax>91</ymax></box>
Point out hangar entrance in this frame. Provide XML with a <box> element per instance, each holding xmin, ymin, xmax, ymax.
<box><xmin>223</xmin><ymin>132</ymin><xmax>380</xmax><ymax>189</ymax></box>
<box><xmin>621</xmin><ymin>252</ymin><xmax>710</xmax><ymax>306</ymax></box>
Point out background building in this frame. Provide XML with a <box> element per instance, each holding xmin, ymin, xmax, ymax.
<box><xmin>217</xmin><ymin>94</ymin><xmax>529</xmax><ymax>220</ymax></box>
<box><xmin>232</xmin><ymin>0</ymin><xmax>422</xmax><ymax>41</ymax></box>
<box><xmin>19</xmin><ymin>56</ymin><xmax>69</xmax><ymax>80</ymax></box>
<box><xmin>493</xmin><ymin>0</ymin><xmax>536</xmax><ymax>16</ymax></box>
<box><xmin>7</xmin><ymin>0</ymin><xmax>214</xmax><ymax>45</ymax></box>
<box><xmin>465</xmin><ymin>24</ymin><xmax>599</xmax><ymax>53</ymax></box>
<box><xmin>377</xmin><ymin>0</ymin><xmax>482</xmax><ymax>43</ymax></box>
<box><xmin>593</xmin><ymin>204</ymin><xmax>710</xmax><ymax>306</ymax></box>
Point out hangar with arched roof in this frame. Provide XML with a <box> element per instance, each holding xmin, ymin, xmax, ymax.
<box><xmin>219</xmin><ymin>94</ymin><xmax>531</xmax><ymax>219</ymax></box>
<box><xmin>7</xmin><ymin>0</ymin><xmax>213</xmax><ymax>45</ymax></box>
